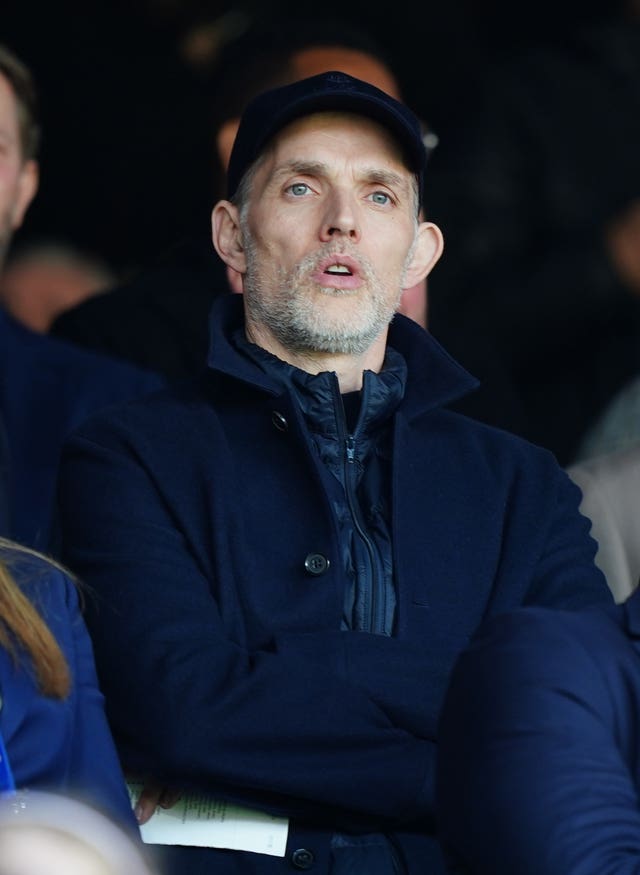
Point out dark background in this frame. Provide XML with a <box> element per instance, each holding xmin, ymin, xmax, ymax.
<box><xmin>4</xmin><ymin>0</ymin><xmax>614</xmax><ymax>277</ymax></box>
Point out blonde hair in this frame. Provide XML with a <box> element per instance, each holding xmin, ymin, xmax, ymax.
<box><xmin>0</xmin><ymin>539</ymin><xmax>71</xmax><ymax>699</ymax></box>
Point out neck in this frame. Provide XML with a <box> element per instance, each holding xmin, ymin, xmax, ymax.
<box><xmin>244</xmin><ymin>322</ymin><xmax>388</xmax><ymax>392</ymax></box>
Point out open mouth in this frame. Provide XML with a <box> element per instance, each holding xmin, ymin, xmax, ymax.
<box><xmin>324</xmin><ymin>263</ymin><xmax>353</xmax><ymax>276</ymax></box>
<box><xmin>313</xmin><ymin>254</ymin><xmax>361</xmax><ymax>290</ymax></box>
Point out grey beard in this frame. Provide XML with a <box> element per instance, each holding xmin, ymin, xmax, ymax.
<box><xmin>246</xmin><ymin>286</ymin><xmax>393</xmax><ymax>356</ymax></box>
<box><xmin>242</xmin><ymin>243</ymin><xmax>403</xmax><ymax>357</ymax></box>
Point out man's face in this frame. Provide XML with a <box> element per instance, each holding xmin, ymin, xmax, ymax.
<box><xmin>238</xmin><ymin>111</ymin><xmax>424</xmax><ymax>357</ymax></box>
<box><xmin>0</xmin><ymin>73</ymin><xmax>37</xmax><ymax>268</ymax></box>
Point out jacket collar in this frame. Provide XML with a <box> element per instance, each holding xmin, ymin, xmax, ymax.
<box><xmin>206</xmin><ymin>293</ymin><xmax>479</xmax><ymax>416</ymax></box>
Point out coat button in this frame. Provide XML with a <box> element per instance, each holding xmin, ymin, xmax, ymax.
<box><xmin>291</xmin><ymin>848</ymin><xmax>315</xmax><ymax>870</ymax></box>
<box><xmin>304</xmin><ymin>553</ymin><xmax>330</xmax><ymax>576</ymax></box>
<box><xmin>271</xmin><ymin>410</ymin><xmax>288</xmax><ymax>432</ymax></box>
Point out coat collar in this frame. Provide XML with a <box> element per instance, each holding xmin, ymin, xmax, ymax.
<box><xmin>206</xmin><ymin>293</ymin><xmax>479</xmax><ymax>416</ymax></box>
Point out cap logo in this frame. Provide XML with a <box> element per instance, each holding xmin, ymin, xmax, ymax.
<box><xmin>324</xmin><ymin>72</ymin><xmax>352</xmax><ymax>90</ymax></box>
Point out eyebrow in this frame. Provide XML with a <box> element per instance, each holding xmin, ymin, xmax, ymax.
<box><xmin>271</xmin><ymin>160</ymin><xmax>410</xmax><ymax>192</ymax></box>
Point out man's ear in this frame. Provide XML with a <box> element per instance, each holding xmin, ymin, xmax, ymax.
<box><xmin>403</xmin><ymin>221</ymin><xmax>444</xmax><ymax>289</ymax></box>
<box><xmin>10</xmin><ymin>160</ymin><xmax>38</xmax><ymax>230</ymax></box>
<box><xmin>211</xmin><ymin>200</ymin><xmax>246</xmax><ymax>274</ymax></box>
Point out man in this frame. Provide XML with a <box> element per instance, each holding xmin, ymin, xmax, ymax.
<box><xmin>0</xmin><ymin>44</ymin><xmax>163</xmax><ymax>550</ymax></box>
<box><xmin>437</xmin><ymin>587</ymin><xmax>640</xmax><ymax>873</ymax></box>
<box><xmin>50</xmin><ymin>18</ymin><xmax>430</xmax><ymax>379</ymax></box>
<box><xmin>58</xmin><ymin>72</ymin><xmax>612</xmax><ymax>875</ymax></box>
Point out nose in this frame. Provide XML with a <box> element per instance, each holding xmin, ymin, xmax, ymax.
<box><xmin>319</xmin><ymin>189</ymin><xmax>361</xmax><ymax>243</ymax></box>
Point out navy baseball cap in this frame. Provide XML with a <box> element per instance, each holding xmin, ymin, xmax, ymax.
<box><xmin>226</xmin><ymin>71</ymin><xmax>427</xmax><ymax>205</ymax></box>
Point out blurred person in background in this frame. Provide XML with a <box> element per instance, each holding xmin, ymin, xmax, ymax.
<box><xmin>0</xmin><ymin>43</ymin><xmax>164</xmax><ymax>552</ymax></box>
<box><xmin>566</xmin><ymin>443</ymin><xmax>640</xmax><ymax>603</ymax></box>
<box><xmin>0</xmin><ymin>239</ymin><xmax>115</xmax><ymax>333</ymax></box>
<box><xmin>426</xmin><ymin>0</ymin><xmax>640</xmax><ymax>466</ymax></box>
<box><xmin>574</xmin><ymin>369</ymin><xmax>640</xmax><ymax>462</ymax></box>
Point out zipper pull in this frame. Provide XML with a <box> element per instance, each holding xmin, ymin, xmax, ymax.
<box><xmin>346</xmin><ymin>435</ymin><xmax>356</xmax><ymax>463</ymax></box>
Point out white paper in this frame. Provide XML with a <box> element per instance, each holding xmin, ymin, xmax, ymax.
<box><xmin>127</xmin><ymin>781</ymin><xmax>288</xmax><ymax>856</ymax></box>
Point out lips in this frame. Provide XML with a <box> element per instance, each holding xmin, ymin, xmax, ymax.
<box><xmin>316</xmin><ymin>253</ymin><xmax>360</xmax><ymax>277</ymax></box>
<box><xmin>312</xmin><ymin>253</ymin><xmax>362</xmax><ymax>290</ymax></box>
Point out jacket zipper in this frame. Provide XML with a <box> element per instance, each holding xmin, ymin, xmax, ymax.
<box><xmin>335</xmin><ymin>379</ymin><xmax>385</xmax><ymax>633</ymax></box>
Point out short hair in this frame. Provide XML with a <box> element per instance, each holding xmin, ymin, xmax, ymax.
<box><xmin>0</xmin><ymin>44</ymin><xmax>41</xmax><ymax>161</ymax></box>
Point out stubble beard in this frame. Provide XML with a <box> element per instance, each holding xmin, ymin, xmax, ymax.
<box><xmin>242</xmin><ymin>237</ymin><xmax>413</xmax><ymax>357</ymax></box>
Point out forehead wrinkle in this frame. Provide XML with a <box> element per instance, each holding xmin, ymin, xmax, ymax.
<box><xmin>360</xmin><ymin>166</ymin><xmax>407</xmax><ymax>190</ymax></box>
<box><xmin>270</xmin><ymin>158</ymin><xmax>410</xmax><ymax>192</ymax></box>
<box><xmin>272</xmin><ymin>159</ymin><xmax>328</xmax><ymax>181</ymax></box>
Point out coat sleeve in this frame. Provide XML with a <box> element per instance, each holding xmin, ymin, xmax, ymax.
<box><xmin>57</xmin><ymin>425</ymin><xmax>436</xmax><ymax>829</ymax></box>
<box><xmin>436</xmin><ymin>607</ymin><xmax>640</xmax><ymax>875</ymax></box>
<box><xmin>491</xmin><ymin>450</ymin><xmax>614</xmax><ymax>613</ymax></box>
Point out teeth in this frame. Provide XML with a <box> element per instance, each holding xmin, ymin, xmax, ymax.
<box><xmin>326</xmin><ymin>264</ymin><xmax>350</xmax><ymax>274</ymax></box>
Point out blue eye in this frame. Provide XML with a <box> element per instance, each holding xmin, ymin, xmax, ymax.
<box><xmin>370</xmin><ymin>191</ymin><xmax>391</xmax><ymax>206</ymax></box>
<box><xmin>288</xmin><ymin>182</ymin><xmax>310</xmax><ymax>196</ymax></box>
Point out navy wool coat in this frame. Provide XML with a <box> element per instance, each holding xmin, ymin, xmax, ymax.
<box><xmin>57</xmin><ymin>294</ymin><xmax>612</xmax><ymax>875</ymax></box>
